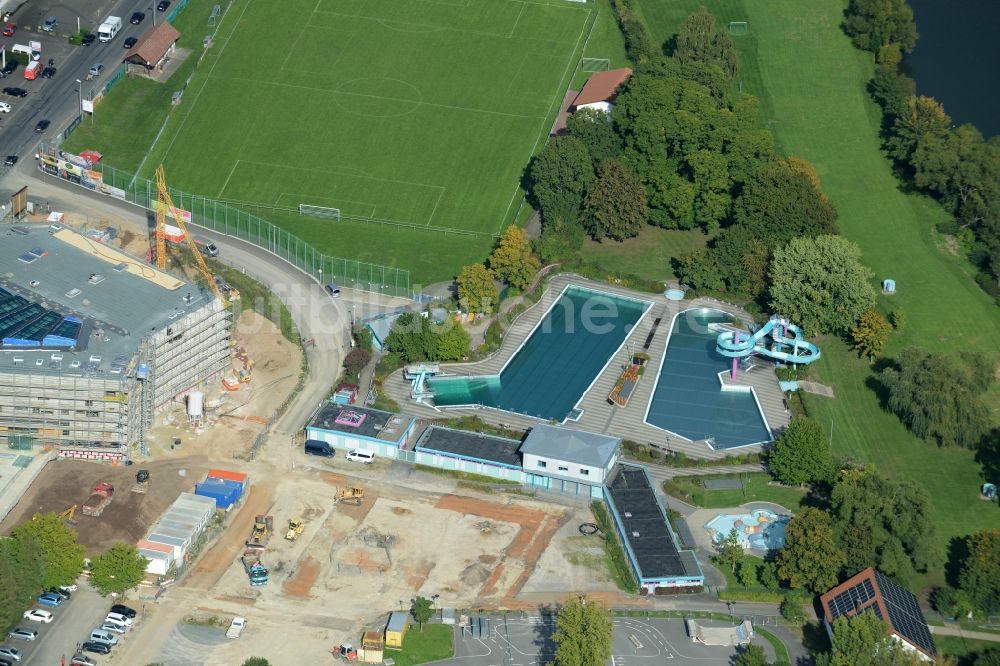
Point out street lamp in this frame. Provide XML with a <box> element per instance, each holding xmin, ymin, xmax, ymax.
<box><xmin>75</xmin><ymin>79</ymin><xmax>83</xmax><ymax>117</ymax></box>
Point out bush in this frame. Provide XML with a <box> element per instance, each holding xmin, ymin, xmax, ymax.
<box><xmin>780</xmin><ymin>598</ymin><xmax>805</xmax><ymax>624</ymax></box>
<box><xmin>888</xmin><ymin>309</ymin><xmax>906</xmax><ymax>331</ymax></box>
<box><xmin>343</xmin><ymin>347</ymin><xmax>372</xmax><ymax>375</ymax></box>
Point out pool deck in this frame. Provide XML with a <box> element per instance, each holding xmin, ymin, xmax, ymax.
<box><xmin>383</xmin><ymin>274</ymin><xmax>791</xmax><ymax>460</ymax></box>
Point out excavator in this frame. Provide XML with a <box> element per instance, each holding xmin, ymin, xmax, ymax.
<box><xmin>153</xmin><ymin>165</ymin><xmax>230</xmax><ymax>307</ymax></box>
<box><xmin>334</xmin><ymin>487</ymin><xmax>365</xmax><ymax>506</ymax></box>
<box><xmin>59</xmin><ymin>505</ymin><xmax>78</xmax><ymax>527</ymax></box>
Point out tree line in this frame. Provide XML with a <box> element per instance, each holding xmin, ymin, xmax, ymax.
<box><xmin>844</xmin><ymin>0</ymin><xmax>1000</xmax><ymax>304</ymax></box>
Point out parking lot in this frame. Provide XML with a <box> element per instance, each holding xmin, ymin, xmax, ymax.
<box><xmin>444</xmin><ymin>614</ymin><xmax>766</xmax><ymax>666</ymax></box>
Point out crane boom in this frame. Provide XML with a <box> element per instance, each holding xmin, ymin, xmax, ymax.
<box><xmin>155</xmin><ymin>165</ymin><xmax>228</xmax><ymax>307</ymax></box>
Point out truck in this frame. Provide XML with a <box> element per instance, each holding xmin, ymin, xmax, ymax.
<box><xmin>226</xmin><ymin>617</ymin><xmax>246</xmax><ymax>639</ymax></box>
<box><xmin>241</xmin><ymin>551</ymin><xmax>268</xmax><ymax>586</ymax></box>
<box><xmin>245</xmin><ymin>514</ymin><xmax>273</xmax><ymax>550</ymax></box>
<box><xmin>285</xmin><ymin>517</ymin><xmax>304</xmax><ymax>541</ymax></box>
<box><xmin>97</xmin><ymin>16</ymin><xmax>122</xmax><ymax>42</ymax></box>
<box><xmin>131</xmin><ymin>469</ymin><xmax>150</xmax><ymax>494</ymax></box>
<box><xmin>81</xmin><ymin>483</ymin><xmax>114</xmax><ymax>517</ymax></box>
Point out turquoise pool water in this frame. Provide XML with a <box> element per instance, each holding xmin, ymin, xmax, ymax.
<box><xmin>430</xmin><ymin>286</ymin><xmax>648</xmax><ymax>420</ymax></box>
<box><xmin>645</xmin><ymin>309</ymin><xmax>771</xmax><ymax>448</ymax></box>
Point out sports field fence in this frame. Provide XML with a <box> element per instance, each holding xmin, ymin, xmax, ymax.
<box><xmin>94</xmin><ymin>163</ymin><xmax>412</xmax><ymax>298</ymax></box>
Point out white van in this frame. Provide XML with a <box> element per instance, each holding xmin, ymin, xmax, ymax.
<box><xmin>346</xmin><ymin>449</ymin><xmax>375</xmax><ymax>464</ymax></box>
<box><xmin>11</xmin><ymin>44</ymin><xmax>39</xmax><ymax>60</ymax></box>
<box><xmin>89</xmin><ymin>629</ymin><xmax>119</xmax><ymax>645</ymax></box>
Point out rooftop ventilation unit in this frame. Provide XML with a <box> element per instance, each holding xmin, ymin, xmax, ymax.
<box><xmin>624</xmin><ymin>512</ymin><xmax>633</xmax><ymax>518</ymax></box>
<box><xmin>113</xmin><ymin>263</ymin><xmax>128</xmax><ymax>272</ymax></box>
<box><xmin>70</xmin><ymin>360</ymin><xmax>81</xmax><ymax>369</ymax></box>
<box><xmin>65</xmin><ymin>288</ymin><xmax>82</xmax><ymax>299</ymax></box>
<box><xmin>12</xmin><ymin>357</ymin><xmax>24</xmax><ymax>366</ymax></box>
<box><xmin>87</xmin><ymin>274</ymin><xmax>105</xmax><ymax>285</ymax></box>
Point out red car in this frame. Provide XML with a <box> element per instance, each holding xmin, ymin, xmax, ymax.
<box><xmin>2</xmin><ymin>23</ymin><xmax>15</xmax><ymax>37</ymax></box>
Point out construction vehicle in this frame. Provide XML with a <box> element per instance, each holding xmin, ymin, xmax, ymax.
<box><xmin>81</xmin><ymin>483</ymin><xmax>114</xmax><ymax>517</ymax></box>
<box><xmin>131</xmin><ymin>469</ymin><xmax>150</xmax><ymax>494</ymax></box>
<box><xmin>240</xmin><ymin>550</ymin><xmax>268</xmax><ymax>586</ymax></box>
<box><xmin>59</xmin><ymin>505</ymin><xmax>78</xmax><ymax>527</ymax></box>
<box><xmin>153</xmin><ymin>165</ymin><xmax>229</xmax><ymax>307</ymax></box>
<box><xmin>335</xmin><ymin>644</ymin><xmax>358</xmax><ymax>662</ymax></box>
<box><xmin>334</xmin><ymin>487</ymin><xmax>365</xmax><ymax>506</ymax></box>
<box><xmin>245</xmin><ymin>514</ymin><xmax>273</xmax><ymax>550</ymax></box>
<box><xmin>285</xmin><ymin>517</ymin><xmax>305</xmax><ymax>541</ymax></box>
<box><xmin>226</xmin><ymin>616</ymin><xmax>246</xmax><ymax>639</ymax></box>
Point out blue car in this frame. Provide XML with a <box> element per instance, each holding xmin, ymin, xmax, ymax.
<box><xmin>36</xmin><ymin>592</ymin><xmax>63</xmax><ymax>607</ymax></box>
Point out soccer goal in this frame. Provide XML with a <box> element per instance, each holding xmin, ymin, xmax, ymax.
<box><xmin>580</xmin><ymin>57</ymin><xmax>610</xmax><ymax>72</ymax></box>
<box><xmin>299</xmin><ymin>203</ymin><xmax>341</xmax><ymax>220</ymax></box>
<box><xmin>728</xmin><ymin>21</ymin><xmax>749</xmax><ymax>36</ymax></box>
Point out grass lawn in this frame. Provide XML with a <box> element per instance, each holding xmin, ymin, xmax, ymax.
<box><xmin>387</xmin><ymin>623</ymin><xmax>454</xmax><ymax>666</ymax></box>
<box><xmin>664</xmin><ymin>473</ymin><xmax>807</xmax><ymax>510</ymax></box>
<box><xmin>139</xmin><ymin>0</ymin><xmax>594</xmax><ymax>283</ymax></box>
<box><xmin>577</xmin><ymin>225</ymin><xmax>714</xmax><ymax>284</ymax></box>
<box><xmin>636</xmin><ymin>0</ymin><xmax>1000</xmax><ymax>591</ymax></box>
<box><xmin>932</xmin><ymin>635</ymin><xmax>1000</xmax><ymax>661</ymax></box>
<box><xmin>756</xmin><ymin>627</ymin><xmax>792</xmax><ymax>665</ymax></box>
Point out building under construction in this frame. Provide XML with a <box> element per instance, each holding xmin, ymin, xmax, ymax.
<box><xmin>0</xmin><ymin>225</ymin><xmax>231</xmax><ymax>455</ymax></box>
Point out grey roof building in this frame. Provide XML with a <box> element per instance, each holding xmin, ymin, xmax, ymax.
<box><xmin>520</xmin><ymin>423</ymin><xmax>620</xmax><ymax>467</ymax></box>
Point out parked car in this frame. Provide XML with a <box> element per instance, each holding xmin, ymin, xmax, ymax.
<box><xmin>34</xmin><ymin>119</ymin><xmax>49</xmax><ymax>133</ymax></box>
<box><xmin>5</xmin><ymin>629</ymin><xmax>36</xmax><ymax>642</ymax></box>
<box><xmin>4</xmin><ymin>155</ymin><xmax>18</xmax><ymax>167</ymax></box>
<box><xmin>40</xmin><ymin>66</ymin><xmax>55</xmax><ymax>78</ymax></box>
<box><xmin>100</xmin><ymin>623</ymin><xmax>125</xmax><ymax>635</ymax></box>
<box><xmin>88</xmin><ymin>630</ymin><xmax>118</xmax><ymax>646</ymax></box>
<box><xmin>346</xmin><ymin>449</ymin><xmax>375</xmax><ymax>464</ymax></box>
<box><xmin>0</xmin><ymin>645</ymin><xmax>21</xmax><ymax>662</ymax></box>
<box><xmin>1</xmin><ymin>23</ymin><xmax>14</xmax><ymax>37</ymax></box>
<box><xmin>88</xmin><ymin>63</ymin><xmax>103</xmax><ymax>77</ymax></box>
<box><xmin>157</xmin><ymin>0</ymin><xmax>171</xmax><ymax>10</ymax></box>
<box><xmin>325</xmin><ymin>283</ymin><xmax>341</xmax><ymax>297</ymax></box>
<box><xmin>105</xmin><ymin>612</ymin><xmax>133</xmax><ymax>626</ymax></box>
<box><xmin>123</xmin><ymin>37</ymin><xmax>137</xmax><ymax>49</ymax></box>
<box><xmin>22</xmin><ymin>609</ymin><xmax>53</xmax><ymax>623</ymax></box>
<box><xmin>81</xmin><ymin>33</ymin><xmax>96</xmax><ymax>46</ymax></box>
<box><xmin>130</xmin><ymin>12</ymin><xmax>145</xmax><ymax>24</ymax></box>
<box><xmin>46</xmin><ymin>587</ymin><xmax>70</xmax><ymax>599</ymax></box>
<box><xmin>2</xmin><ymin>61</ymin><xmax>17</xmax><ymax>75</ymax></box>
<box><xmin>109</xmin><ymin>604</ymin><xmax>136</xmax><ymax>619</ymax></box>
<box><xmin>79</xmin><ymin>642</ymin><xmax>111</xmax><ymax>655</ymax></box>
<box><xmin>70</xmin><ymin>655</ymin><xmax>97</xmax><ymax>666</ymax></box>
<box><xmin>0</xmin><ymin>102</ymin><xmax>9</xmax><ymax>112</ymax></box>
<box><xmin>3</xmin><ymin>87</ymin><xmax>27</xmax><ymax>97</ymax></box>
<box><xmin>59</xmin><ymin>584</ymin><xmax>78</xmax><ymax>594</ymax></box>
<box><xmin>42</xmin><ymin>17</ymin><xmax>57</xmax><ymax>32</ymax></box>
<box><xmin>36</xmin><ymin>592</ymin><xmax>62</xmax><ymax>606</ymax></box>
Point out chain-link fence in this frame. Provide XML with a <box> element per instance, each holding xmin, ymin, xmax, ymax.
<box><xmin>92</xmin><ymin>163</ymin><xmax>410</xmax><ymax>297</ymax></box>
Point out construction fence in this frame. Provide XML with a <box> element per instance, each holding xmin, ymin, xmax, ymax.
<box><xmin>80</xmin><ymin>163</ymin><xmax>412</xmax><ymax>298</ymax></box>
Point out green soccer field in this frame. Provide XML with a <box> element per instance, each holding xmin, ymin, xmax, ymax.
<box><xmin>146</xmin><ymin>0</ymin><xmax>595</xmax><ymax>283</ymax></box>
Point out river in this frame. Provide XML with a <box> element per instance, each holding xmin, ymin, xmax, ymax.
<box><xmin>903</xmin><ymin>0</ymin><xmax>1000</xmax><ymax>137</ymax></box>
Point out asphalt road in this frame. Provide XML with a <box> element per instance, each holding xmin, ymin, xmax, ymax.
<box><xmin>14</xmin><ymin>583</ymin><xmax>113</xmax><ymax>666</ymax></box>
<box><xmin>1</xmin><ymin>0</ymin><xmax>173</xmax><ymax>161</ymax></box>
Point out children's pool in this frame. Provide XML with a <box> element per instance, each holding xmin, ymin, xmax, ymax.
<box><xmin>704</xmin><ymin>510</ymin><xmax>789</xmax><ymax>551</ymax></box>
<box><xmin>429</xmin><ymin>286</ymin><xmax>649</xmax><ymax>421</ymax></box>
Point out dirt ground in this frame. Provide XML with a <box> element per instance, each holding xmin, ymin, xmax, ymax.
<box><xmin>0</xmin><ymin>456</ymin><xmax>215</xmax><ymax>555</ymax></box>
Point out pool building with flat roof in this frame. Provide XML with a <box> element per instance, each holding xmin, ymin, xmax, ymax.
<box><xmin>0</xmin><ymin>226</ymin><xmax>231</xmax><ymax>454</ymax></box>
<box><xmin>305</xmin><ymin>404</ymin><xmax>417</xmax><ymax>455</ymax></box>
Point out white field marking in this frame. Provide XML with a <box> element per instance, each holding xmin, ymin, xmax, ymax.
<box><xmin>276</xmin><ymin>193</ymin><xmax>378</xmax><ymax>218</ymax></box>
<box><xmin>425</xmin><ymin>186</ymin><xmax>446</xmax><ymax>226</ymax></box>
<box><xmin>506</xmin><ymin>1</ymin><xmax>526</xmax><ymax>38</ymax></box>
<box><xmin>239</xmin><ymin>159</ymin><xmax>445</xmax><ymax>195</ymax></box>
<box><xmin>217</xmin><ymin>159</ymin><xmax>241</xmax><ymax>198</ymax></box>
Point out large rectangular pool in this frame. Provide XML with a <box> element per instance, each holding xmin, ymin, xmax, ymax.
<box><xmin>645</xmin><ymin>309</ymin><xmax>771</xmax><ymax>449</ymax></box>
<box><xmin>429</xmin><ymin>286</ymin><xmax>649</xmax><ymax>421</ymax></box>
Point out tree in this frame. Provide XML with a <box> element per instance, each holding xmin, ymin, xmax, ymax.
<box><xmin>851</xmin><ymin>308</ymin><xmax>891</xmax><ymax>360</ymax></box>
<box><xmin>736</xmin><ymin>560</ymin><xmax>758</xmax><ymax>588</ymax></box>
<box><xmin>768</xmin><ymin>417</ymin><xmax>832</xmax><ymax>486</ymax></box>
<box><xmin>343</xmin><ymin>347</ymin><xmax>372</xmax><ymax>376</ymax></box>
<box><xmin>776</xmin><ymin>508</ymin><xmax>844</xmax><ymax>594</ymax></box>
<box><xmin>957</xmin><ymin>530</ymin><xmax>1000</xmax><ymax>615</ymax></box>
<box><xmin>976</xmin><ymin>649</ymin><xmax>1000</xmax><ymax>666</ymax></box>
<box><xmin>528</xmin><ymin>136</ymin><xmax>594</xmax><ymax>225</ymax></box>
<box><xmin>489</xmin><ymin>226</ymin><xmax>540</xmax><ymax>291</ymax></box>
<box><xmin>672</xmin><ymin>7</ymin><xmax>740</xmax><ymax>79</ymax></box>
<box><xmin>820</xmin><ymin>612</ymin><xmax>920</xmax><ymax>666</ymax></box>
<box><xmin>716</xmin><ymin>527</ymin><xmax>743</xmax><ymax>573</ymax></box>
<box><xmin>11</xmin><ymin>512</ymin><xmax>85</xmax><ymax>588</ymax></box>
<box><xmin>385</xmin><ymin>312</ymin><xmax>434</xmax><ymax>362</ymax></box>
<box><xmin>878</xmin><ymin>348</ymin><xmax>993</xmax><ymax>448</ymax></box>
<box><xmin>842</xmin><ymin>0</ymin><xmax>917</xmax><ymax>54</ymax></box>
<box><xmin>432</xmin><ymin>322</ymin><xmax>471</xmax><ymax>362</ymax></box>
<box><xmin>456</xmin><ymin>264</ymin><xmax>498</xmax><ymax>314</ymax></box>
<box><xmin>411</xmin><ymin>596</ymin><xmax>434</xmax><ymax>630</ymax></box>
<box><xmin>549</xmin><ymin>596</ymin><xmax>612</xmax><ymax>666</ymax></box>
<box><xmin>888</xmin><ymin>309</ymin><xmax>906</xmax><ymax>331</ymax></box>
<box><xmin>759</xmin><ymin>561</ymin><xmax>780</xmax><ymax>591</ymax></box>
<box><xmin>90</xmin><ymin>543</ymin><xmax>149</xmax><ymax>596</ymax></box>
<box><xmin>831</xmin><ymin>467</ymin><xmax>936</xmax><ymax>578</ymax></box>
<box><xmin>534</xmin><ymin>215</ymin><xmax>585</xmax><ymax>263</ymax></box>
<box><xmin>580</xmin><ymin>159</ymin><xmax>647</xmax><ymax>241</ymax></box>
<box><xmin>242</xmin><ymin>659</ymin><xmax>271</xmax><ymax>666</ymax></box>
<box><xmin>888</xmin><ymin>96</ymin><xmax>952</xmax><ymax>173</ymax></box>
<box><xmin>768</xmin><ymin>235</ymin><xmax>876</xmax><ymax>336</ymax></box>
<box><xmin>566</xmin><ymin>108</ymin><xmax>622</xmax><ymax>169</ymax></box>
<box><xmin>735</xmin><ymin>644</ymin><xmax>770</xmax><ymax>666</ymax></box>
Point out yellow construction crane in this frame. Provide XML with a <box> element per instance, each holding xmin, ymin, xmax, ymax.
<box><xmin>154</xmin><ymin>165</ymin><xmax>228</xmax><ymax>307</ymax></box>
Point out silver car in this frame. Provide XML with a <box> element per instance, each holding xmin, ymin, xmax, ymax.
<box><xmin>0</xmin><ymin>644</ymin><xmax>23</xmax><ymax>661</ymax></box>
<box><xmin>6</xmin><ymin>628</ymin><xmax>37</xmax><ymax>642</ymax></box>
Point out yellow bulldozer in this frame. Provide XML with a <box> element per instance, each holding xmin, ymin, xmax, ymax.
<box><xmin>285</xmin><ymin>517</ymin><xmax>305</xmax><ymax>541</ymax></box>
<box><xmin>334</xmin><ymin>487</ymin><xmax>365</xmax><ymax>506</ymax></box>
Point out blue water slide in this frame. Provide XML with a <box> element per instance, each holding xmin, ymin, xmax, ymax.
<box><xmin>716</xmin><ymin>317</ymin><xmax>820</xmax><ymax>365</ymax></box>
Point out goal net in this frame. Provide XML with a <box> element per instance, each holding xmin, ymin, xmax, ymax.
<box><xmin>728</xmin><ymin>21</ymin><xmax>749</xmax><ymax>35</ymax></box>
<box><xmin>580</xmin><ymin>57</ymin><xmax>610</xmax><ymax>72</ymax></box>
<box><xmin>299</xmin><ymin>203</ymin><xmax>341</xmax><ymax>220</ymax></box>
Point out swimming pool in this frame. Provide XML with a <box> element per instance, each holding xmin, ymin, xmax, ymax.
<box><xmin>645</xmin><ymin>309</ymin><xmax>771</xmax><ymax>448</ymax></box>
<box><xmin>430</xmin><ymin>286</ymin><xmax>649</xmax><ymax>421</ymax></box>
<box><xmin>705</xmin><ymin>510</ymin><xmax>789</xmax><ymax>551</ymax></box>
